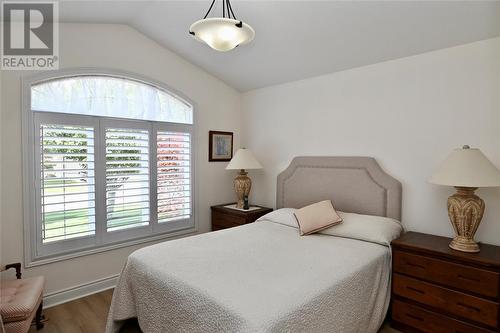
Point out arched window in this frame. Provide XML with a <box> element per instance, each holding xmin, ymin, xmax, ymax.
<box><xmin>24</xmin><ymin>72</ymin><xmax>195</xmax><ymax>263</ymax></box>
<box><xmin>31</xmin><ymin>75</ymin><xmax>193</xmax><ymax>124</ymax></box>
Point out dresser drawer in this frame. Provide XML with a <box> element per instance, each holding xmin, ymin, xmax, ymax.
<box><xmin>394</xmin><ymin>251</ymin><xmax>500</xmax><ymax>298</ymax></box>
<box><xmin>211</xmin><ymin>224</ymin><xmax>224</xmax><ymax>231</ymax></box>
<box><xmin>212</xmin><ymin>212</ymin><xmax>245</xmax><ymax>229</ymax></box>
<box><xmin>392</xmin><ymin>300</ymin><xmax>494</xmax><ymax>333</ymax></box>
<box><xmin>393</xmin><ymin>273</ymin><xmax>499</xmax><ymax>328</ymax></box>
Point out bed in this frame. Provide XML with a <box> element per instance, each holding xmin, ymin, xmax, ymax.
<box><xmin>106</xmin><ymin>156</ymin><xmax>403</xmax><ymax>333</ymax></box>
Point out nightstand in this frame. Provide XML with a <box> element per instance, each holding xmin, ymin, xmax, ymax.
<box><xmin>211</xmin><ymin>203</ymin><xmax>273</xmax><ymax>231</ymax></box>
<box><xmin>391</xmin><ymin>231</ymin><xmax>500</xmax><ymax>333</ymax></box>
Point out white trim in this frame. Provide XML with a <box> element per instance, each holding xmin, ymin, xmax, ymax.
<box><xmin>43</xmin><ymin>274</ymin><xmax>119</xmax><ymax>309</ymax></box>
<box><xmin>27</xmin><ymin>215</ymin><xmax>197</xmax><ymax>268</ymax></box>
<box><xmin>22</xmin><ymin>76</ymin><xmax>36</xmax><ymax>269</ymax></box>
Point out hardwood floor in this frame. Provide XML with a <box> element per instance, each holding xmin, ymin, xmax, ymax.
<box><xmin>29</xmin><ymin>289</ymin><xmax>399</xmax><ymax>333</ymax></box>
<box><xmin>28</xmin><ymin>289</ymin><xmax>120</xmax><ymax>333</ymax></box>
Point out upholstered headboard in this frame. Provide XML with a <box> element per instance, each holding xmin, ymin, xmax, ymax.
<box><xmin>276</xmin><ymin>157</ymin><xmax>402</xmax><ymax>220</ymax></box>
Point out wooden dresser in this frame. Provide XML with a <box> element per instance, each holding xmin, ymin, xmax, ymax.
<box><xmin>391</xmin><ymin>231</ymin><xmax>500</xmax><ymax>333</ymax></box>
<box><xmin>211</xmin><ymin>203</ymin><xmax>273</xmax><ymax>231</ymax></box>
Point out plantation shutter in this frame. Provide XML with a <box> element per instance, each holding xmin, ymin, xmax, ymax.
<box><xmin>105</xmin><ymin>127</ymin><xmax>150</xmax><ymax>231</ymax></box>
<box><xmin>157</xmin><ymin>131</ymin><xmax>191</xmax><ymax>222</ymax></box>
<box><xmin>40</xmin><ymin>123</ymin><xmax>96</xmax><ymax>243</ymax></box>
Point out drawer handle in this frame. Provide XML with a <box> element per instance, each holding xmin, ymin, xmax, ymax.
<box><xmin>457</xmin><ymin>274</ymin><xmax>480</xmax><ymax>283</ymax></box>
<box><xmin>406</xmin><ymin>286</ymin><xmax>425</xmax><ymax>295</ymax></box>
<box><xmin>405</xmin><ymin>313</ymin><xmax>424</xmax><ymax>322</ymax></box>
<box><xmin>457</xmin><ymin>302</ymin><xmax>481</xmax><ymax>313</ymax></box>
<box><xmin>402</xmin><ymin>260</ymin><xmax>426</xmax><ymax>270</ymax></box>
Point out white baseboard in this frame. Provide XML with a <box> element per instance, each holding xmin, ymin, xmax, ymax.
<box><xmin>43</xmin><ymin>274</ymin><xmax>119</xmax><ymax>308</ymax></box>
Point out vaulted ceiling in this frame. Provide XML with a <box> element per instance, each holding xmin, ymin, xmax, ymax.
<box><xmin>60</xmin><ymin>1</ymin><xmax>500</xmax><ymax>92</ymax></box>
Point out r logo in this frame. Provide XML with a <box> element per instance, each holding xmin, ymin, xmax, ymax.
<box><xmin>1</xmin><ymin>1</ymin><xmax>58</xmax><ymax>69</ymax></box>
<box><xmin>3</xmin><ymin>2</ymin><xmax>53</xmax><ymax>55</ymax></box>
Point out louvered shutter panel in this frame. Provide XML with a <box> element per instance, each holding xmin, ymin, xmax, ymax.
<box><xmin>157</xmin><ymin>131</ymin><xmax>191</xmax><ymax>222</ymax></box>
<box><xmin>106</xmin><ymin>128</ymin><xmax>150</xmax><ymax>231</ymax></box>
<box><xmin>40</xmin><ymin>124</ymin><xmax>96</xmax><ymax>243</ymax></box>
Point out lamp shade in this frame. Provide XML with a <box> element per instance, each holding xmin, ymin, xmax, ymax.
<box><xmin>226</xmin><ymin>148</ymin><xmax>262</xmax><ymax>170</ymax></box>
<box><xmin>190</xmin><ymin>18</ymin><xmax>255</xmax><ymax>52</ymax></box>
<box><xmin>429</xmin><ymin>146</ymin><xmax>500</xmax><ymax>187</ymax></box>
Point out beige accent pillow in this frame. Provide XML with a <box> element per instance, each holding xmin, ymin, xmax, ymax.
<box><xmin>294</xmin><ymin>200</ymin><xmax>343</xmax><ymax>235</ymax></box>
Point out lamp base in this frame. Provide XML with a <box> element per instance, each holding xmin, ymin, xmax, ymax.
<box><xmin>447</xmin><ymin>187</ymin><xmax>484</xmax><ymax>253</ymax></box>
<box><xmin>234</xmin><ymin>169</ymin><xmax>251</xmax><ymax>209</ymax></box>
<box><xmin>449</xmin><ymin>236</ymin><xmax>480</xmax><ymax>253</ymax></box>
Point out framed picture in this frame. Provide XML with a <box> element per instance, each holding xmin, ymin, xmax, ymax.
<box><xmin>209</xmin><ymin>131</ymin><xmax>233</xmax><ymax>162</ymax></box>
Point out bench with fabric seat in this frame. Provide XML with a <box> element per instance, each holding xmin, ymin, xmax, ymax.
<box><xmin>1</xmin><ymin>263</ymin><xmax>44</xmax><ymax>333</ymax></box>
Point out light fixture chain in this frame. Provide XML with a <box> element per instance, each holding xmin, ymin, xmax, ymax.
<box><xmin>203</xmin><ymin>0</ymin><xmax>216</xmax><ymax>19</ymax></box>
<box><xmin>202</xmin><ymin>0</ymin><xmax>238</xmax><ymax>20</ymax></box>
<box><xmin>227</xmin><ymin>0</ymin><xmax>237</xmax><ymax>20</ymax></box>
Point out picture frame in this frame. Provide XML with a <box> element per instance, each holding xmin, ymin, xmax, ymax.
<box><xmin>209</xmin><ymin>131</ymin><xmax>233</xmax><ymax>162</ymax></box>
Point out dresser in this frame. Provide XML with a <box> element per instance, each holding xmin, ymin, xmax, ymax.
<box><xmin>211</xmin><ymin>203</ymin><xmax>273</xmax><ymax>231</ymax></box>
<box><xmin>391</xmin><ymin>231</ymin><xmax>500</xmax><ymax>333</ymax></box>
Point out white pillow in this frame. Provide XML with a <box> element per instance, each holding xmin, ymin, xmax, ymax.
<box><xmin>321</xmin><ymin>211</ymin><xmax>403</xmax><ymax>246</ymax></box>
<box><xmin>257</xmin><ymin>208</ymin><xmax>298</xmax><ymax>228</ymax></box>
<box><xmin>258</xmin><ymin>208</ymin><xmax>403</xmax><ymax>246</ymax></box>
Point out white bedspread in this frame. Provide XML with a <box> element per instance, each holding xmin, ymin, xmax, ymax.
<box><xmin>106</xmin><ymin>220</ymin><xmax>392</xmax><ymax>333</ymax></box>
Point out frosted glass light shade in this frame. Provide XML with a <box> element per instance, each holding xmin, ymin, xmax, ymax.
<box><xmin>190</xmin><ymin>18</ymin><xmax>255</xmax><ymax>52</ymax></box>
<box><xmin>429</xmin><ymin>146</ymin><xmax>500</xmax><ymax>187</ymax></box>
<box><xmin>226</xmin><ymin>148</ymin><xmax>262</xmax><ymax>170</ymax></box>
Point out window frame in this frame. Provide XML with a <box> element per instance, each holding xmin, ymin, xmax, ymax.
<box><xmin>22</xmin><ymin>68</ymin><xmax>198</xmax><ymax>267</ymax></box>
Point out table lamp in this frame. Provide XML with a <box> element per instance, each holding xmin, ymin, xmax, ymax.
<box><xmin>226</xmin><ymin>148</ymin><xmax>262</xmax><ymax>208</ymax></box>
<box><xmin>429</xmin><ymin>145</ymin><xmax>500</xmax><ymax>252</ymax></box>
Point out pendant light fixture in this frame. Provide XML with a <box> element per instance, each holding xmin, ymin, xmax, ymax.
<box><xmin>189</xmin><ymin>0</ymin><xmax>255</xmax><ymax>52</ymax></box>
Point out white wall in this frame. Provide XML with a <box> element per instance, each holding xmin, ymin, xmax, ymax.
<box><xmin>242</xmin><ymin>38</ymin><xmax>500</xmax><ymax>246</ymax></box>
<box><xmin>1</xmin><ymin>24</ymin><xmax>241</xmax><ymax>297</ymax></box>
<box><xmin>0</xmin><ymin>69</ymin><xmax>3</xmax><ymax>273</ymax></box>
<box><xmin>2</xmin><ymin>23</ymin><xmax>499</xmax><ymax>304</ymax></box>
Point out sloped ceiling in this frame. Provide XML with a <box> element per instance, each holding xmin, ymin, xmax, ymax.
<box><xmin>60</xmin><ymin>1</ymin><xmax>500</xmax><ymax>92</ymax></box>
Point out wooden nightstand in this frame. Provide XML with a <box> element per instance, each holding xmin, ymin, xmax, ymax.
<box><xmin>211</xmin><ymin>203</ymin><xmax>273</xmax><ymax>231</ymax></box>
<box><xmin>391</xmin><ymin>231</ymin><xmax>500</xmax><ymax>333</ymax></box>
